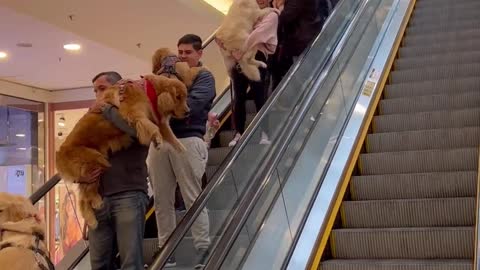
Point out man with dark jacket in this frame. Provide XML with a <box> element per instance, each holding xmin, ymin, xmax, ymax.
<box><xmin>147</xmin><ymin>34</ymin><xmax>216</xmax><ymax>269</ymax></box>
<box><xmin>271</xmin><ymin>0</ymin><xmax>329</xmax><ymax>89</ymax></box>
<box><xmin>80</xmin><ymin>71</ymin><xmax>149</xmax><ymax>270</ymax></box>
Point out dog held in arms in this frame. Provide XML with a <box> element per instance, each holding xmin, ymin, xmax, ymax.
<box><xmin>0</xmin><ymin>192</ymin><xmax>54</xmax><ymax>270</ymax></box>
<box><xmin>150</xmin><ymin>47</ymin><xmax>206</xmax><ymax>88</ymax></box>
<box><xmin>215</xmin><ymin>0</ymin><xmax>273</xmax><ymax>81</ymax></box>
<box><xmin>56</xmin><ymin>79</ymin><xmax>188</xmax><ymax>229</ymax></box>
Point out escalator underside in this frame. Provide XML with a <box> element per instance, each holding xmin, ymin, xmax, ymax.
<box><xmin>321</xmin><ymin>0</ymin><xmax>480</xmax><ymax>269</ymax></box>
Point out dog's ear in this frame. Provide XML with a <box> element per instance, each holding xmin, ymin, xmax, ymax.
<box><xmin>157</xmin><ymin>91</ymin><xmax>175</xmax><ymax>114</ymax></box>
<box><xmin>101</xmin><ymin>87</ymin><xmax>121</xmax><ymax>108</ymax></box>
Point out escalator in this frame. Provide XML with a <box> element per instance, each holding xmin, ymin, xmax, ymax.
<box><xmin>319</xmin><ymin>0</ymin><xmax>480</xmax><ymax>268</ymax></box>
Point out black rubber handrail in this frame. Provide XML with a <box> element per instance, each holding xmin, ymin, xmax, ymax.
<box><xmin>29</xmin><ymin>173</ymin><xmax>61</xmax><ymax>204</ymax></box>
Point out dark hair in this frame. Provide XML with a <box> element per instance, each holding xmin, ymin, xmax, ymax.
<box><xmin>92</xmin><ymin>71</ymin><xmax>122</xmax><ymax>84</ymax></box>
<box><xmin>177</xmin><ymin>34</ymin><xmax>203</xmax><ymax>51</ymax></box>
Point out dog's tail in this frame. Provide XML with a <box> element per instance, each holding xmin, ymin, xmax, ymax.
<box><xmin>238</xmin><ymin>61</ymin><xmax>262</xmax><ymax>81</ymax></box>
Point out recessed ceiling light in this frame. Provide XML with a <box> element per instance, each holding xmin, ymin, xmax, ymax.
<box><xmin>63</xmin><ymin>43</ymin><xmax>81</xmax><ymax>51</ymax></box>
<box><xmin>16</xmin><ymin>134</ymin><xmax>26</xmax><ymax>137</ymax></box>
<box><xmin>58</xmin><ymin>122</ymin><xmax>65</xmax><ymax>127</ymax></box>
<box><xmin>0</xmin><ymin>52</ymin><xmax>8</xmax><ymax>59</ymax></box>
<box><xmin>17</xmin><ymin>147</ymin><xmax>27</xmax><ymax>151</ymax></box>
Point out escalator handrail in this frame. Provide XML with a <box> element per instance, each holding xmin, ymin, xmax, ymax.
<box><xmin>202</xmin><ymin>29</ymin><xmax>218</xmax><ymax>50</ymax></box>
<box><xmin>149</xmin><ymin>1</ymin><xmax>363</xmax><ymax>269</ymax></box>
<box><xmin>202</xmin><ymin>0</ymin><xmax>370</xmax><ymax>268</ymax></box>
<box><xmin>29</xmin><ymin>173</ymin><xmax>61</xmax><ymax>204</ymax></box>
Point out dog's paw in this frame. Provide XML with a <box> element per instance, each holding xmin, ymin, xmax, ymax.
<box><xmin>153</xmin><ymin>134</ymin><xmax>163</xmax><ymax>149</ymax></box>
<box><xmin>88</xmin><ymin>219</ymin><xmax>98</xmax><ymax>229</ymax></box>
<box><xmin>173</xmin><ymin>141</ymin><xmax>187</xmax><ymax>152</ymax></box>
<box><xmin>91</xmin><ymin>199</ymin><xmax>103</xmax><ymax>210</ymax></box>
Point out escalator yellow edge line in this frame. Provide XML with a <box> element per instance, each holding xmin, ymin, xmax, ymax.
<box><xmin>146</xmin><ymin>207</ymin><xmax>155</xmax><ymax>220</ymax></box>
<box><xmin>474</xmin><ymin>147</ymin><xmax>480</xmax><ymax>269</ymax></box>
<box><xmin>329</xmin><ymin>231</ymin><xmax>337</xmax><ymax>259</ymax></box>
<box><xmin>349</xmin><ymin>180</ymin><xmax>356</xmax><ymax>201</ymax></box>
<box><xmin>219</xmin><ymin>110</ymin><xmax>232</xmax><ymax>127</ymax></box>
<box><xmin>310</xmin><ymin>1</ymin><xmax>416</xmax><ymax>269</ymax></box>
<box><xmin>339</xmin><ymin>205</ymin><xmax>346</xmax><ymax>228</ymax></box>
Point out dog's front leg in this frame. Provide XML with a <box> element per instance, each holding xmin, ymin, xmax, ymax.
<box><xmin>135</xmin><ymin>118</ymin><xmax>163</xmax><ymax>148</ymax></box>
<box><xmin>159</xmin><ymin>119</ymin><xmax>186</xmax><ymax>152</ymax></box>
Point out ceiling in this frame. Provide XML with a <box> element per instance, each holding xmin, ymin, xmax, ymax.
<box><xmin>0</xmin><ymin>0</ymin><xmax>229</xmax><ymax>91</ymax></box>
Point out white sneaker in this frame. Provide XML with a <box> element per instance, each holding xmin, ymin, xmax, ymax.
<box><xmin>228</xmin><ymin>133</ymin><xmax>242</xmax><ymax>147</ymax></box>
<box><xmin>259</xmin><ymin>132</ymin><xmax>271</xmax><ymax>145</ymax></box>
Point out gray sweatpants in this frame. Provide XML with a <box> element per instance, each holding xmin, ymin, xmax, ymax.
<box><xmin>147</xmin><ymin>137</ymin><xmax>211</xmax><ymax>250</ymax></box>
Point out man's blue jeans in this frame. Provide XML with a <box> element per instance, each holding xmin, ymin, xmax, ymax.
<box><xmin>89</xmin><ymin>191</ymin><xmax>148</xmax><ymax>270</ymax></box>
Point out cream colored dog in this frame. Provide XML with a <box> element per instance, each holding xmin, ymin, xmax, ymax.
<box><xmin>216</xmin><ymin>0</ymin><xmax>273</xmax><ymax>81</ymax></box>
<box><xmin>0</xmin><ymin>192</ymin><xmax>52</xmax><ymax>270</ymax></box>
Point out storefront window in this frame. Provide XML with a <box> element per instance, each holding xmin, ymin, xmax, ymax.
<box><xmin>0</xmin><ymin>94</ymin><xmax>45</xmax><ymax>196</ymax></box>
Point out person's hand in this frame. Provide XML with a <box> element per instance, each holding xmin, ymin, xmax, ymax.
<box><xmin>76</xmin><ymin>168</ymin><xmax>103</xmax><ymax>184</ymax></box>
<box><xmin>89</xmin><ymin>101</ymin><xmax>107</xmax><ymax>113</ymax></box>
<box><xmin>272</xmin><ymin>0</ymin><xmax>284</xmax><ymax>11</ymax></box>
<box><xmin>116</xmin><ymin>78</ymin><xmax>145</xmax><ymax>102</ymax></box>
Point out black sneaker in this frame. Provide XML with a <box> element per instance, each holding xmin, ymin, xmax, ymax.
<box><xmin>151</xmin><ymin>249</ymin><xmax>176</xmax><ymax>268</ymax></box>
<box><xmin>164</xmin><ymin>256</ymin><xmax>177</xmax><ymax>268</ymax></box>
<box><xmin>194</xmin><ymin>248</ymin><xmax>209</xmax><ymax>269</ymax></box>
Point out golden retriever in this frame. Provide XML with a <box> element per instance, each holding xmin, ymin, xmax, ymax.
<box><xmin>0</xmin><ymin>192</ymin><xmax>51</xmax><ymax>270</ymax></box>
<box><xmin>215</xmin><ymin>0</ymin><xmax>273</xmax><ymax>81</ymax></box>
<box><xmin>151</xmin><ymin>47</ymin><xmax>206</xmax><ymax>88</ymax></box>
<box><xmin>56</xmin><ymin>80</ymin><xmax>187</xmax><ymax>228</ymax></box>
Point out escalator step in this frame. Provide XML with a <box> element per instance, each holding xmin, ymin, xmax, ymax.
<box><xmin>410</xmin><ymin>14</ymin><xmax>480</xmax><ymax>27</ymax></box>
<box><xmin>410</xmin><ymin>10</ymin><xmax>480</xmax><ymax>27</ymax></box>
<box><xmin>219</xmin><ymin>130</ymin><xmax>236</xmax><ymax>147</ymax></box>
<box><xmin>208</xmin><ymin>147</ymin><xmax>232</xmax><ymax>166</ymax></box>
<box><xmin>366</xmin><ymin>127</ymin><xmax>480</xmax><ymax>153</ymax></box>
<box><xmin>321</xmin><ymin>259</ymin><xmax>472</xmax><ymax>270</ymax></box>
<box><xmin>359</xmin><ymin>147</ymin><xmax>478</xmax><ymax>175</ymax></box>
<box><xmin>372</xmin><ymin>108</ymin><xmax>480</xmax><ymax>133</ymax></box>
<box><xmin>403</xmin><ymin>29</ymin><xmax>480</xmax><ymax>47</ymax></box>
<box><xmin>415</xmin><ymin>0</ymin><xmax>479</xmax><ymax>8</ymax></box>
<box><xmin>331</xmin><ymin>227</ymin><xmax>474</xmax><ymax>259</ymax></box>
<box><xmin>351</xmin><ymin>171</ymin><xmax>477</xmax><ymax>200</ymax></box>
<box><xmin>341</xmin><ymin>197</ymin><xmax>475</xmax><ymax>228</ymax></box>
<box><xmin>413</xmin><ymin>2</ymin><xmax>480</xmax><ymax>16</ymax></box>
<box><xmin>379</xmin><ymin>92</ymin><xmax>480</xmax><ymax>115</ymax></box>
<box><xmin>384</xmin><ymin>77</ymin><xmax>480</xmax><ymax>99</ymax></box>
<box><xmin>415</xmin><ymin>0</ymin><xmax>477</xmax><ymax>7</ymax></box>
<box><xmin>399</xmin><ymin>39</ymin><xmax>480</xmax><ymax>58</ymax></box>
<box><xmin>394</xmin><ymin>51</ymin><xmax>480</xmax><ymax>70</ymax></box>
<box><xmin>205</xmin><ymin>165</ymin><xmax>219</xmax><ymax>180</ymax></box>
<box><xmin>391</xmin><ymin>63</ymin><xmax>480</xmax><ymax>83</ymax></box>
<box><xmin>406</xmin><ymin>18</ymin><xmax>480</xmax><ymax>35</ymax></box>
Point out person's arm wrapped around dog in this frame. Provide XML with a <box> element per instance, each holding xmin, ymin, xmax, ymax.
<box><xmin>187</xmin><ymin>71</ymin><xmax>216</xmax><ymax>117</ymax></box>
<box><xmin>101</xmin><ymin>104</ymin><xmax>137</xmax><ymax>138</ymax></box>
